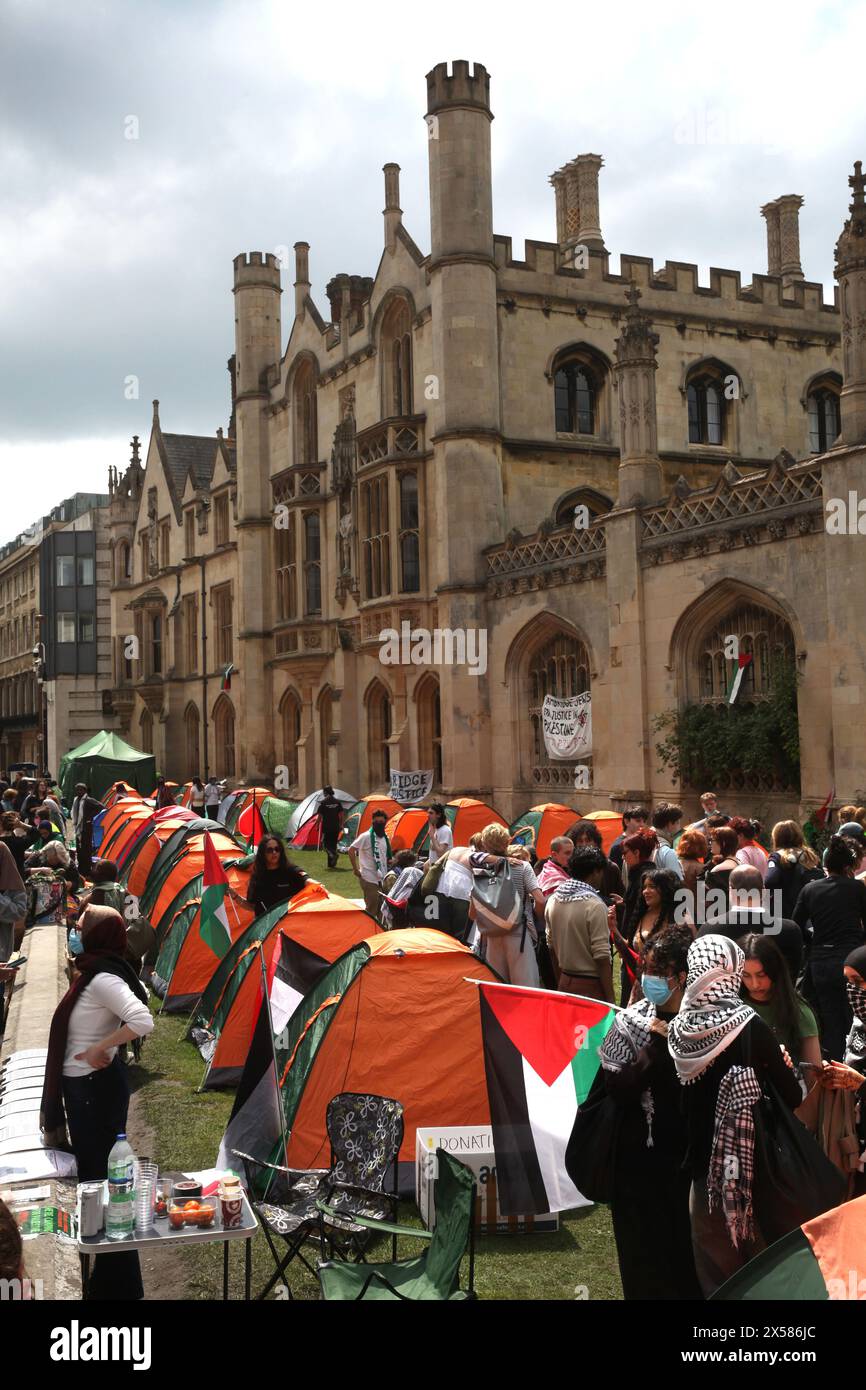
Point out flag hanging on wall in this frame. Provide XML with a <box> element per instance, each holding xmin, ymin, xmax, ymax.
<box><xmin>726</xmin><ymin>652</ymin><xmax>754</xmax><ymax>704</ymax></box>
<box><xmin>222</xmin><ymin>663</ymin><xmax>235</xmax><ymax>692</ymax></box>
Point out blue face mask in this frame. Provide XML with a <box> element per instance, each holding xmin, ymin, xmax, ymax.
<box><xmin>68</xmin><ymin>929</ymin><xmax>84</xmax><ymax>957</ymax></box>
<box><xmin>641</xmin><ymin>973</ymin><xmax>674</xmax><ymax>1006</ymax></box>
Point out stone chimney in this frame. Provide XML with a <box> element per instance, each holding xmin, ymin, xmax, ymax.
<box><xmin>761</xmin><ymin>195</ymin><xmax>804</xmax><ymax>287</ymax></box>
<box><xmin>835</xmin><ymin>161</ymin><xmax>866</xmax><ymax>445</ymax></box>
<box><xmin>383</xmin><ymin>164</ymin><xmax>402</xmax><ymax>252</ymax></box>
<box><xmin>550</xmin><ymin>154</ymin><xmax>605</xmax><ymax>265</ymax></box>
<box><xmin>614</xmin><ymin>284</ymin><xmax>663</xmax><ymax>506</ymax></box>
<box><xmin>293</xmin><ymin>241</ymin><xmax>310</xmax><ymax>319</ymax></box>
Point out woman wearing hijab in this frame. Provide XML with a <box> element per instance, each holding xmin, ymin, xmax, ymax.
<box><xmin>667</xmin><ymin>934</ymin><xmax>802</xmax><ymax>1296</ymax></box>
<box><xmin>0</xmin><ymin>838</ymin><xmax>27</xmax><ymax>964</ymax></box>
<box><xmin>246</xmin><ymin>836</ymin><xmax>308</xmax><ymax>916</ymax></box>
<box><xmin>601</xmin><ymin>925</ymin><xmax>701</xmax><ymax>1300</ymax></box>
<box><xmin>843</xmin><ymin>944</ymin><xmax>866</xmax><ymax>1076</ymax></box>
<box><xmin>41</xmin><ymin>905</ymin><xmax>153</xmax><ymax>1299</ymax></box>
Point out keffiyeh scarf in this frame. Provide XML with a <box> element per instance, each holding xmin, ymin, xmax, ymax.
<box><xmin>844</xmin><ymin>946</ymin><xmax>866</xmax><ymax>1064</ymax></box>
<box><xmin>707</xmin><ymin>1064</ymin><xmax>762</xmax><ymax>1247</ymax></box>
<box><xmin>667</xmin><ymin>935</ymin><xmax>755</xmax><ymax>1084</ymax></box>
<box><xmin>552</xmin><ymin>878</ymin><xmax>604</xmax><ymax>904</ymax></box>
<box><xmin>600</xmin><ymin>997</ymin><xmax>657</xmax><ymax>1146</ymax></box>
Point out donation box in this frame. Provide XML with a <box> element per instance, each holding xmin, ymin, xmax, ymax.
<box><xmin>415</xmin><ymin>1126</ymin><xmax>559</xmax><ymax>1234</ymax></box>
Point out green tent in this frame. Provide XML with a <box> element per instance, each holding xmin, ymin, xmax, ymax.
<box><xmin>58</xmin><ymin>729</ymin><xmax>157</xmax><ymax>805</ymax></box>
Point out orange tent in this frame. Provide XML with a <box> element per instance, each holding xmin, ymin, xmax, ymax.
<box><xmin>155</xmin><ymin>859</ymin><xmax>257</xmax><ymax>1013</ymax></box>
<box><xmin>385</xmin><ymin>807</ymin><xmax>428</xmax><ymax>852</ymax></box>
<box><xmin>445</xmin><ymin>797</ymin><xmax>508</xmax><ymax>848</ymax></box>
<box><xmin>338</xmin><ymin>795</ymin><xmax>402</xmax><ymax>850</ymax></box>
<box><xmin>99</xmin><ymin>800</ymin><xmax>157</xmax><ymax>864</ymax></box>
<box><xmin>584</xmin><ymin>810</ymin><xmax>622</xmax><ymax>855</ymax></box>
<box><xmin>124</xmin><ymin>809</ymin><xmax>205</xmax><ymax>897</ymax></box>
<box><xmin>103</xmin><ymin>781</ymin><xmax>145</xmax><ymax>810</ymax></box>
<box><xmin>147</xmin><ymin>833</ymin><xmax>248</xmax><ymax>940</ymax></box>
<box><xmin>275</xmin><ymin>929</ymin><xmax>499</xmax><ymax>1182</ymax></box>
<box><xmin>509</xmin><ymin>803</ymin><xmax>575</xmax><ymax>857</ymax></box>
<box><xmin>195</xmin><ymin>889</ymin><xmax>378</xmax><ymax>1087</ymax></box>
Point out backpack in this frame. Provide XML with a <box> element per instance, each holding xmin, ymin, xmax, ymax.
<box><xmin>469</xmin><ymin>857</ymin><xmax>523</xmax><ymax>937</ymax></box>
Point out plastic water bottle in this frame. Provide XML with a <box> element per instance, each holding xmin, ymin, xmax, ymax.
<box><xmin>105</xmin><ymin>1134</ymin><xmax>136</xmax><ymax>1240</ymax></box>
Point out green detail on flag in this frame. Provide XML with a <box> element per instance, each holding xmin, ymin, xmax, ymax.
<box><xmin>570</xmin><ymin>1011</ymin><xmax>616</xmax><ymax>1105</ymax></box>
<box><xmin>200</xmin><ymin>881</ymin><xmax>231</xmax><ymax>958</ymax></box>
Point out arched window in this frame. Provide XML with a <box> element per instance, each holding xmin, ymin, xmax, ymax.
<box><xmin>140</xmin><ymin>707</ymin><xmax>153</xmax><ymax>755</ymax></box>
<box><xmin>696</xmin><ymin>604</ymin><xmax>794</xmax><ymax>705</ymax></box>
<box><xmin>294</xmin><ymin>359</ymin><xmax>318</xmax><ymax>466</ymax></box>
<box><xmin>398</xmin><ymin>472</ymin><xmax>420</xmax><ymax>592</ymax></box>
<box><xmin>686</xmin><ymin>363</ymin><xmax>737</xmax><ymax>446</ymax></box>
<box><xmin>381</xmin><ymin>298</ymin><xmax>413</xmax><ymax>417</ymax></box>
<box><xmin>521</xmin><ymin>626</ymin><xmax>592</xmax><ymax>789</ymax></box>
<box><xmin>554</xmin><ymin>362</ymin><xmax>596</xmax><ymax>435</ymax></box>
<box><xmin>553</xmin><ymin>488</ymin><xmax>613</xmax><ymax>527</ymax></box>
<box><xmin>303</xmin><ymin>512</ymin><xmax>321</xmax><ymax>615</ymax></box>
<box><xmin>280</xmin><ymin>689</ymin><xmax>302</xmax><ymax>788</ymax></box>
<box><xmin>116</xmin><ymin>541</ymin><xmax>131</xmax><ymax>584</ymax></box>
<box><xmin>416</xmin><ymin>675</ymin><xmax>442</xmax><ymax>786</ymax></box>
<box><xmin>808</xmin><ymin>385</ymin><xmax>840</xmax><ymax>453</ymax></box>
<box><xmin>362</xmin><ymin>477</ymin><xmax>391</xmax><ymax>599</ymax></box>
<box><xmin>184</xmin><ymin>704</ymin><xmax>200</xmax><ymax>777</ymax></box>
<box><xmin>213</xmin><ymin>695</ymin><xmax>236</xmax><ymax>779</ymax></box>
<box><xmin>150</xmin><ymin>613</ymin><xmax>163</xmax><ymax>675</ymax></box>
<box><xmin>366</xmin><ymin>681</ymin><xmax>392</xmax><ymax>786</ymax></box>
<box><xmin>319</xmin><ymin>688</ymin><xmax>333</xmax><ymax>789</ymax></box>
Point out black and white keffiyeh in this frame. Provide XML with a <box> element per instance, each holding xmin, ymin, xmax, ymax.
<box><xmin>600</xmin><ymin>997</ymin><xmax>657</xmax><ymax>1146</ymax></box>
<box><xmin>707</xmin><ymin>1064</ymin><xmax>762</xmax><ymax>1247</ymax></box>
<box><xmin>552</xmin><ymin>878</ymin><xmax>604</xmax><ymax>904</ymax></box>
<box><xmin>667</xmin><ymin>935</ymin><xmax>755</xmax><ymax>1084</ymax></box>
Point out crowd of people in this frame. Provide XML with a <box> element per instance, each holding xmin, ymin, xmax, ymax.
<box><xmin>3</xmin><ymin>772</ymin><xmax>865</xmax><ymax>1303</ymax></box>
<box><xmin>340</xmin><ymin>794</ymin><xmax>866</xmax><ymax>1299</ymax></box>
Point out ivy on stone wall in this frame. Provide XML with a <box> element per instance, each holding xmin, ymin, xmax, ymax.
<box><xmin>653</xmin><ymin>659</ymin><xmax>801</xmax><ymax>794</ymax></box>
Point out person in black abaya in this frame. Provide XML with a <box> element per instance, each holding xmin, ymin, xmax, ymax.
<box><xmin>600</xmin><ymin>925</ymin><xmax>701</xmax><ymax>1300</ymax></box>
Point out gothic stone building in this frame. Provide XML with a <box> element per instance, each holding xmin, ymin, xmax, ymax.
<box><xmin>107</xmin><ymin>60</ymin><xmax>866</xmax><ymax>824</ymax></box>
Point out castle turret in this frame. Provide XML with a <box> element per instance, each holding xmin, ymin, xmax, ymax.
<box><xmin>835</xmin><ymin>162</ymin><xmax>866</xmax><ymax>445</ymax></box>
<box><xmin>293</xmin><ymin>241</ymin><xmax>310</xmax><ymax>320</ymax></box>
<box><xmin>425</xmin><ymin>60</ymin><xmax>504</xmax><ymax>794</ymax></box>
<box><xmin>761</xmin><ymin>195</ymin><xmax>804</xmax><ymax>288</ymax></box>
<box><xmin>231</xmin><ymin>251</ymin><xmax>282</xmax><ymax>779</ymax></box>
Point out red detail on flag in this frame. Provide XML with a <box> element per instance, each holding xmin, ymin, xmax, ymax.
<box><xmin>737</xmin><ymin>653</ymin><xmax>754</xmax><ymax>670</ymax></box>
<box><xmin>814</xmin><ymin>785</ymin><xmax>835</xmax><ymax>828</ymax></box>
<box><xmin>479</xmin><ymin>983</ymin><xmax>611</xmax><ymax>1087</ymax></box>
<box><xmin>202</xmin><ymin>832</ymin><xmax>229</xmax><ymax>890</ymax></box>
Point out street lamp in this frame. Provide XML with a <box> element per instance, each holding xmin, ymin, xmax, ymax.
<box><xmin>32</xmin><ymin>614</ymin><xmax>46</xmax><ymax>771</ymax></box>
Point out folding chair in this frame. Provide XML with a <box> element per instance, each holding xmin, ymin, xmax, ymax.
<box><xmin>317</xmin><ymin>1148</ymin><xmax>477</xmax><ymax>1300</ymax></box>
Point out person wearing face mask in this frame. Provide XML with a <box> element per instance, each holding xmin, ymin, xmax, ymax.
<box><xmin>599</xmin><ymin>925</ymin><xmax>701</xmax><ymax>1300</ymax></box>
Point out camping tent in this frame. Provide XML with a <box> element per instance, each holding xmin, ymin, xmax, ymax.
<box><xmin>713</xmin><ymin>1194</ymin><xmax>866</xmax><ymax>1300</ymax></box>
<box><xmin>98</xmin><ymin>799</ymin><xmax>158</xmax><ymax>864</ymax></box>
<box><xmin>410</xmin><ymin>797</ymin><xmax>508</xmax><ymax>859</ymax></box>
<box><xmin>103</xmin><ymin>781</ymin><xmax>146</xmax><ymax>810</ymax></box>
<box><xmin>153</xmin><ymin>858</ymin><xmax>256</xmax><ymax>1013</ymax></box>
<box><xmin>337</xmin><ymin>795</ymin><xmax>402</xmax><ymax>851</ymax></box>
<box><xmin>584</xmin><ymin>810</ymin><xmax>621</xmax><ymax>855</ymax></box>
<box><xmin>259</xmin><ymin>797</ymin><xmax>298</xmax><ymax>839</ymax></box>
<box><xmin>509</xmin><ymin>804</ymin><xmax>575</xmax><ymax>857</ymax></box>
<box><xmin>192</xmin><ymin>887</ymin><xmax>376</xmax><ymax>1087</ymax></box>
<box><xmin>269</xmin><ymin>928</ymin><xmax>499</xmax><ymax>1190</ymax></box>
<box><xmin>385</xmin><ymin>807</ymin><xmax>429</xmax><ymax>852</ymax></box>
<box><xmin>286</xmin><ymin>787</ymin><xmax>356</xmax><ymax>842</ymax></box>
<box><xmin>221</xmin><ymin>788</ymin><xmax>272</xmax><ymax>835</ymax></box>
<box><xmin>58</xmin><ymin>730</ymin><xmax>157</xmax><ymax>805</ymax></box>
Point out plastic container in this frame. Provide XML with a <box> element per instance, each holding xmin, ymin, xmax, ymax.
<box><xmin>106</xmin><ymin>1134</ymin><xmax>136</xmax><ymax>1241</ymax></box>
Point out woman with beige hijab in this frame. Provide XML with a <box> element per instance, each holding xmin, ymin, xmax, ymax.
<box><xmin>0</xmin><ymin>841</ymin><xmax>26</xmax><ymax>964</ymax></box>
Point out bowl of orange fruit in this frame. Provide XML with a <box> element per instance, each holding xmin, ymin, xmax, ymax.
<box><xmin>167</xmin><ymin>1197</ymin><xmax>217</xmax><ymax>1229</ymax></box>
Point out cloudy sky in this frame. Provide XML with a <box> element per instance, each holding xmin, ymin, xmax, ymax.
<box><xmin>1</xmin><ymin>0</ymin><xmax>863</xmax><ymax>541</ymax></box>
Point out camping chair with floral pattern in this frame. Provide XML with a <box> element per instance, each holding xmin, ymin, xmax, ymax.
<box><xmin>232</xmin><ymin>1091</ymin><xmax>403</xmax><ymax>1299</ymax></box>
<box><xmin>317</xmin><ymin>1149</ymin><xmax>477</xmax><ymax>1300</ymax></box>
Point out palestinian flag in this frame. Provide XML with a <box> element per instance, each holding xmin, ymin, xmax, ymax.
<box><xmin>713</xmin><ymin>1194</ymin><xmax>866</xmax><ymax>1301</ymax></box>
<box><xmin>478</xmin><ymin>980</ymin><xmax>616</xmax><ymax>1215</ymax></box>
<box><xmin>813</xmin><ymin>785</ymin><xmax>835</xmax><ymax>829</ymax></box>
<box><xmin>200</xmin><ymin>834</ymin><xmax>232</xmax><ymax>958</ymax></box>
<box><xmin>216</xmin><ymin>935</ymin><xmax>331</xmax><ymax>1175</ymax></box>
<box><xmin>727</xmin><ymin>651</ymin><xmax>754</xmax><ymax>704</ymax></box>
<box><xmin>222</xmin><ymin>663</ymin><xmax>235</xmax><ymax>692</ymax></box>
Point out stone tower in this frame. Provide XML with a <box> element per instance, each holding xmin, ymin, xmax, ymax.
<box><xmin>232</xmin><ymin>251</ymin><xmax>282</xmax><ymax>776</ymax></box>
<box><xmin>614</xmin><ymin>283</ymin><xmax>663</xmax><ymax>506</ymax></box>
<box><xmin>425</xmin><ymin>60</ymin><xmax>505</xmax><ymax>792</ymax></box>
<box><xmin>835</xmin><ymin>162</ymin><xmax>866</xmax><ymax>446</ymax></box>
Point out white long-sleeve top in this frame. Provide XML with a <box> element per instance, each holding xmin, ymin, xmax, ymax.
<box><xmin>63</xmin><ymin>973</ymin><xmax>154</xmax><ymax>1077</ymax></box>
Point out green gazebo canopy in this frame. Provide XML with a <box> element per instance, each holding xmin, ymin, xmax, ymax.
<box><xmin>58</xmin><ymin>730</ymin><xmax>157</xmax><ymax>806</ymax></box>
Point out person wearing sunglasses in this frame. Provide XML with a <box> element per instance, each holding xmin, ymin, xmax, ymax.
<box><xmin>246</xmin><ymin>837</ymin><xmax>307</xmax><ymax>916</ymax></box>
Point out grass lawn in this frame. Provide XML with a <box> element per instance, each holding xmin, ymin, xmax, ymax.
<box><xmin>133</xmin><ymin>849</ymin><xmax>624</xmax><ymax>1301</ymax></box>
